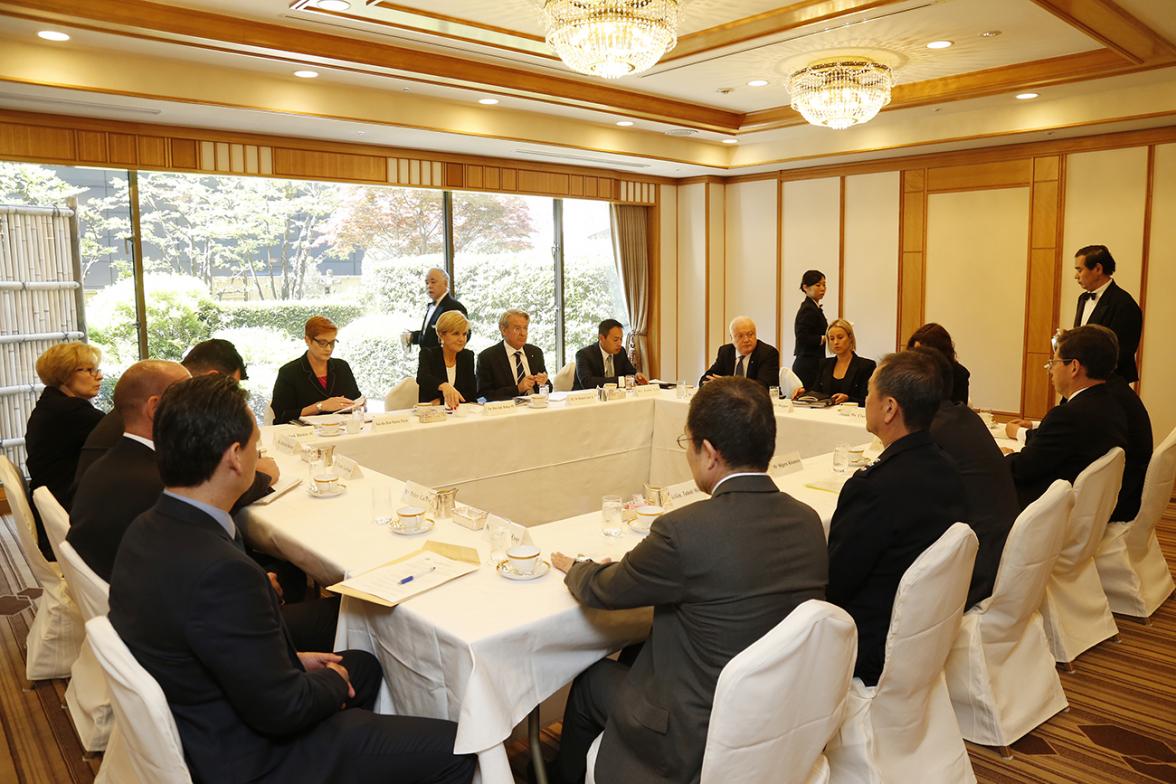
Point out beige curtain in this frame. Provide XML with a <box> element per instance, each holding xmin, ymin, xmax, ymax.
<box><xmin>610</xmin><ymin>204</ymin><xmax>651</xmax><ymax>373</ymax></box>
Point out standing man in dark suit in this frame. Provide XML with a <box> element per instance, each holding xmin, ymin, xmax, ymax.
<box><xmin>918</xmin><ymin>347</ymin><xmax>1017</xmax><ymax>608</ymax></box>
<box><xmin>699</xmin><ymin>316</ymin><xmax>780</xmax><ymax>390</ymax></box>
<box><xmin>1005</xmin><ymin>325</ymin><xmax>1128</xmax><ymax>509</ymax></box>
<box><xmin>109</xmin><ymin>375</ymin><xmax>475</xmax><ymax>784</ymax></box>
<box><xmin>404</xmin><ymin>267</ymin><xmax>467</xmax><ymax>350</ymax></box>
<box><xmin>1072</xmin><ymin>245</ymin><xmax>1142</xmax><ymax>383</ymax></box>
<box><xmin>572</xmin><ymin>318</ymin><xmax>647</xmax><ymax>390</ymax></box>
<box><xmin>827</xmin><ymin>350</ymin><xmax>965</xmax><ymax>686</ymax></box>
<box><xmin>475</xmin><ymin>308</ymin><xmax>550</xmax><ymax>401</ymax></box>
<box><xmin>549</xmin><ymin>378</ymin><xmax>827</xmax><ymax>784</ymax></box>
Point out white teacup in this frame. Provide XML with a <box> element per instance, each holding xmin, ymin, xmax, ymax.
<box><xmin>528</xmin><ymin>395</ymin><xmax>549</xmax><ymax>409</ymax></box>
<box><xmin>397</xmin><ymin>505</ymin><xmax>426</xmax><ymax>531</ymax></box>
<box><xmin>635</xmin><ymin>505</ymin><xmax>663</xmax><ymax>530</ymax></box>
<box><xmin>312</xmin><ymin>472</ymin><xmax>340</xmax><ymax>495</ymax></box>
<box><xmin>315</xmin><ymin>422</ymin><xmax>344</xmax><ymax>436</ymax></box>
<box><xmin>506</xmin><ymin>544</ymin><xmax>541</xmax><ymax>575</ymax></box>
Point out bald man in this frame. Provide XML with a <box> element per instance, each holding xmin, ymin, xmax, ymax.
<box><xmin>700</xmin><ymin>317</ymin><xmax>780</xmax><ymax>390</ymax></box>
<box><xmin>406</xmin><ymin>267</ymin><xmax>467</xmax><ymax>350</ymax></box>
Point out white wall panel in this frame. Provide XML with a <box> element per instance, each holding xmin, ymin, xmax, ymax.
<box><xmin>676</xmin><ymin>183</ymin><xmax>707</xmax><ymax>382</ymax></box>
<box><xmin>781</xmin><ymin>177</ymin><xmax>840</xmax><ymax>366</ymax></box>
<box><xmin>658</xmin><ymin>183</ymin><xmax>678</xmax><ymax>381</ymax></box>
<box><xmin>926</xmin><ymin>187</ymin><xmax>1031</xmax><ymax>412</ymax></box>
<box><xmin>842</xmin><ymin>171</ymin><xmax>900</xmax><ymax>363</ymax></box>
<box><xmin>724</xmin><ymin>179</ymin><xmax>779</xmax><ymax>350</ymax></box>
<box><xmin>1141</xmin><ymin>144</ymin><xmax>1176</xmax><ymax>442</ymax></box>
<box><xmin>1060</xmin><ymin>147</ymin><xmax>1148</xmax><ymax>329</ymax></box>
<box><xmin>707</xmin><ymin>183</ymin><xmax>726</xmax><ymax>359</ymax></box>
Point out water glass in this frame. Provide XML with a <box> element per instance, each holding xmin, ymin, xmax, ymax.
<box><xmin>769</xmin><ymin>386</ymin><xmax>780</xmax><ymax>400</ymax></box>
<box><xmin>675</xmin><ymin>381</ymin><xmax>687</xmax><ymax>399</ymax></box>
<box><xmin>832</xmin><ymin>443</ymin><xmax>850</xmax><ymax>474</ymax></box>
<box><xmin>488</xmin><ymin>517</ymin><xmax>512</xmax><ymax>561</ymax></box>
<box><xmin>625</xmin><ymin>375</ymin><xmax>636</xmax><ymax>390</ymax></box>
<box><xmin>601</xmin><ymin>495</ymin><xmax>624</xmax><ymax>537</ymax></box>
<box><xmin>371</xmin><ymin>485</ymin><xmax>393</xmax><ymax>526</ymax></box>
<box><xmin>346</xmin><ymin>410</ymin><xmax>363</xmax><ymax>434</ymax></box>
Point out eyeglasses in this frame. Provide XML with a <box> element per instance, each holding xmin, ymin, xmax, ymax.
<box><xmin>676</xmin><ymin>433</ymin><xmax>697</xmax><ymax>450</ymax></box>
<box><xmin>1043</xmin><ymin>358</ymin><xmax>1075</xmax><ymax>371</ymax></box>
<box><xmin>312</xmin><ymin>338</ymin><xmax>338</xmax><ymax>349</ymax></box>
<box><xmin>74</xmin><ymin>366</ymin><xmax>102</xmax><ymax>377</ymax></box>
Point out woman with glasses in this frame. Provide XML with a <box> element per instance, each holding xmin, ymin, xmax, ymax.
<box><xmin>270</xmin><ymin>315</ymin><xmax>362</xmax><ymax>424</ymax></box>
<box><xmin>24</xmin><ymin>341</ymin><xmax>106</xmax><ymax>559</ymax></box>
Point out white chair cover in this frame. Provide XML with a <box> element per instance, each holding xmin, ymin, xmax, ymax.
<box><xmin>826</xmin><ymin>523</ymin><xmax>979</xmax><ymax>784</ymax></box>
<box><xmin>384</xmin><ymin>377</ymin><xmax>419</xmax><ymax>410</ymax></box>
<box><xmin>1096</xmin><ymin>426</ymin><xmax>1176</xmax><ymax>618</ymax></box>
<box><xmin>780</xmin><ymin>367</ymin><xmax>804</xmax><ymax>398</ymax></box>
<box><xmin>86</xmin><ymin>616</ymin><xmax>193</xmax><ymax>784</ymax></box>
<box><xmin>33</xmin><ymin>488</ymin><xmax>113</xmax><ymax>752</ymax></box>
<box><xmin>700</xmin><ymin>600</ymin><xmax>856</xmax><ymax>784</ymax></box>
<box><xmin>553</xmin><ymin>360</ymin><xmax>576</xmax><ymax>392</ymax></box>
<box><xmin>0</xmin><ymin>456</ymin><xmax>83</xmax><ymax>681</ymax></box>
<box><xmin>945</xmin><ymin>481</ymin><xmax>1072</xmax><ymax>747</ymax></box>
<box><xmin>263</xmin><ymin>405</ymin><xmax>275</xmax><ymax>426</ymax></box>
<box><xmin>586</xmin><ymin>602</ymin><xmax>854</xmax><ymax>784</ymax></box>
<box><xmin>1040</xmin><ymin>448</ymin><xmax>1123</xmax><ymax>664</ymax></box>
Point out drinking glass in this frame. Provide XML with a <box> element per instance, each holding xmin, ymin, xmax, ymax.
<box><xmin>769</xmin><ymin>386</ymin><xmax>780</xmax><ymax>400</ymax></box>
<box><xmin>371</xmin><ymin>485</ymin><xmax>393</xmax><ymax>526</ymax></box>
<box><xmin>601</xmin><ymin>495</ymin><xmax>624</xmax><ymax>537</ymax></box>
<box><xmin>832</xmin><ymin>443</ymin><xmax>850</xmax><ymax>474</ymax></box>
<box><xmin>488</xmin><ymin>517</ymin><xmax>512</xmax><ymax>561</ymax></box>
<box><xmin>675</xmin><ymin>381</ymin><xmax>687</xmax><ymax>399</ymax></box>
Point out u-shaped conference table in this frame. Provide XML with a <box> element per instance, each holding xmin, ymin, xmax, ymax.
<box><xmin>241</xmin><ymin>390</ymin><xmax>875</xmax><ymax>783</ymax></box>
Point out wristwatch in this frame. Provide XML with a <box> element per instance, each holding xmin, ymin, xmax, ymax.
<box><xmin>574</xmin><ymin>555</ymin><xmax>592</xmax><ymax>564</ymax></box>
<box><xmin>316</xmin><ymin>401</ymin><xmax>324</xmax><ymax>413</ymax></box>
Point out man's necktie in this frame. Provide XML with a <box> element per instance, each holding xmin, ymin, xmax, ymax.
<box><xmin>605</xmin><ymin>353</ymin><xmax>614</xmax><ymax>378</ymax></box>
<box><xmin>735</xmin><ymin>355</ymin><xmax>746</xmax><ymax>377</ymax></box>
<box><xmin>514</xmin><ymin>351</ymin><xmax>525</xmax><ymax>384</ymax></box>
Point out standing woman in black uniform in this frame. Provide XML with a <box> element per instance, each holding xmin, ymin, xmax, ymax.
<box><xmin>793</xmin><ymin>270</ymin><xmax>828</xmax><ymax>389</ymax></box>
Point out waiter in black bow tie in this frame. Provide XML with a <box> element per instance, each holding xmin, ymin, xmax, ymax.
<box><xmin>1071</xmin><ymin>245</ymin><xmax>1142</xmax><ymax>383</ymax></box>
<box><xmin>405</xmin><ymin>267</ymin><xmax>467</xmax><ymax>350</ymax></box>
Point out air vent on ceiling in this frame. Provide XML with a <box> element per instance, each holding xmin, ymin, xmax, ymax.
<box><xmin>664</xmin><ymin>128</ymin><xmax>698</xmax><ymax>137</ymax></box>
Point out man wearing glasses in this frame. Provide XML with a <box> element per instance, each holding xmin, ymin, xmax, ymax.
<box><xmin>1005</xmin><ymin>325</ymin><xmax>1128</xmax><ymax>509</ymax></box>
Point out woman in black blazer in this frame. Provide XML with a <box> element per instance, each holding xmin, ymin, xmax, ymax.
<box><xmin>270</xmin><ymin>316</ymin><xmax>362</xmax><ymax>425</ymax></box>
<box><xmin>907</xmin><ymin>322</ymin><xmax>970</xmax><ymax>405</ymax></box>
<box><xmin>793</xmin><ymin>270</ymin><xmax>828</xmax><ymax>388</ymax></box>
<box><xmin>417</xmin><ymin>310</ymin><xmax>476</xmax><ymax>408</ymax></box>
<box><xmin>793</xmin><ymin>319</ymin><xmax>876</xmax><ymax>406</ymax></box>
<box><xmin>24</xmin><ymin>341</ymin><xmax>105</xmax><ymax>559</ymax></box>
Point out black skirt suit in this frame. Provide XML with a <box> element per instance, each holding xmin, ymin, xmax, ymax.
<box><xmin>416</xmin><ymin>347</ymin><xmax>476</xmax><ymax>404</ymax></box>
<box><xmin>811</xmin><ymin>354</ymin><xmax>876</xmax><ymax>406</ymax></box>
<box><xmin>793</xmin><ymin>297</ymin><xmax>828</xmax><ymax>389</ymax></box>
<box><xmin>270</xmin><ymin>353</ymin><xmax>361</xmax><ymax>425</ymax></box>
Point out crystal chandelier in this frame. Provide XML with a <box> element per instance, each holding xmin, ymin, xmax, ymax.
<box><xmin>788</xmin><ymin>58</ymin><xmax>893</xmax><ymax>130</ymax></box>
<box><xmin>542</xmin><ymin>0</ymin><xmax>680</xmax><ymax>80</ymax></box>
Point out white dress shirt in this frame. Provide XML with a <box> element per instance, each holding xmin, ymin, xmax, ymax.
<box><xmin>163</xmin><ymin>489</ymin><xmax>236</xmax><ymax>540</ymax></box>
<box><xmin>122</xmin><ymin>433</ymin><xmax>155</xmax><ymax>450</ymax></box>
<box><xmin>1079</xmin><ymin>278</ymin><xmax>1112</xmax><ymax>325</ymax></box>
<box><xmin>601</xmin><ymin>345</ymin><xmax>616</xmax><ymax>378</ymax></box>
<box><xmin>504</xmin><ymin>342</ymin><xmax>533</xmax><ymax>380</ymax></box>
<box><xmin>445</xmin><ymin>363</ymin><xmax>457</xmax><ymax>387</ymax></box>
<box><xmin>710</xmin><ymin>471</ymin><xmax>769</xmax><ymax>494</ymax></box>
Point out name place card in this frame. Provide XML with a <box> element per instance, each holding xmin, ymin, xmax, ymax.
<box><xmin>371</xmin><ymin>413</ymin><xmax>409</xmax><ymax>432</ymax></box>
<box><xmin>417</xmin><ymin>407</ymin><xmax>447</xmax><ymax>424</ymax></box>
<box><xmin>332</xmin><ymin>454</ymin><xmax>363</xmax><ymax>480</ymax></box>
<box><xmin>666</xmin><ymin>478</ymin><xmax>705</xmax><ymax>508</ymax></box>
<box><xmin>401</xmin><ymin>480</ymin><xmax>438</xmax><ymax>513</ymax></box>
<box><xmin>566</xmin><ymin>390</ymin><xmax>597</xmax><ymax>407</ymax></box>
<box><xmin>274</xmin><ymin>433</ymin><xmax>303</xmax><ymax>454</ymax></box>
<box><xmin>633</xmin><ymin>383</ymin><xmax>661</xmax><ymax>397</ymax></box>
<box><xmin>768</xmin><ymin>451</ymin><xmax>804</xmax><ymax>477</ymax></box>
<box><xmin>483</xmin><ymin>400</ymin><xmax>516</xmax><ymax>417</ymax></box>
<box><xmin>602</xmin><ymin>387</ymin><xmax>627</xmax><ymax>402</ymax></box>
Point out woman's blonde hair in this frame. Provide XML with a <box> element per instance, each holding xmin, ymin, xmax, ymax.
<box><xmin>35</xmin><ymin>341</ymin><xmax>101</xmax><ymax>387</ymax></box>
<box><xmin>434</xmin><ymin>310</ymin><xmax>469</xmax><ymax>338</ymax></box>
<box><xmin>826</xmin><ymin>319</ymin><xmax>857</xmax><ymax>353</ymax></box>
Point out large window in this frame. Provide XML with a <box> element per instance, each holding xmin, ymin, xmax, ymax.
<box><xmin>562</xmin><ymin>199</ymin><xmax>629</xmax><ymax>356</ymax></box>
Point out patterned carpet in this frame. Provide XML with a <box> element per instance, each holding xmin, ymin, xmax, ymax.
<box><xmin>0</xmin><ymin>505</ymin><xmax>1173</xmax><ymax>783</ymax></box>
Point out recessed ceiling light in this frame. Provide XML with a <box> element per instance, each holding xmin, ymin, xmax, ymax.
<box><xmin>721</xmin><ymin>138</ymin><xmax>738</xmax><ymax>145</ymax></box>
<box><xmin>37</xmin><ymin>31</ymin><xmax>70</xmax><ymax>42</ymax></box>
<box><xmin>746</xmin><ymin>79</ymin><xmax>769</xmax><ymax>87</ymax></box>
<box><xmin>293</xmin><ymin>70</ymin><xmax>319</xmax><ymax>78</ymax></box>
<box><xmin>315</xmin><ymin>0</ymin><xmax>351</xmax><ymax>10</ymax></box>
<box><xmin>478</xmin><ymin>98</ymin><xmax>499</xmax><ymax>105</ymax></box>
<box><xmin>1016</xmin><ymin>92</ymin><xmax>1039</xmax><ymax>100</ymax></box>
<box><xmin>926</xmin><ymin>40</ymin><xmax>953</xmax><ymax>49</ymax></box>
<box><xmin>980</xmin><ymin>30</ymin><xmax>1002</xmax><ymax>38</ymax></box>
<box><xmin>616</xmin><ymin>120</ymin><xmax>634</xmax><ymax>127</ymax></box>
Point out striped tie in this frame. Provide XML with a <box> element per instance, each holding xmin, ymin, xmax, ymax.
<box><xmin>514</xmin><ymin>351</ymin><xmax>525</xmax><ymax>384</ymax></box>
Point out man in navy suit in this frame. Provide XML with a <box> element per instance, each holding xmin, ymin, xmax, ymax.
<box><xmin>573</xmin><ymin>318</ymin><xmax>647</xmax><ymax>390</ymax></box>
<box><xmin>1072</xmin><ymin>245</ymin><xmax>1142</xmax><ymax>383</ymax></box>
<box><xmin>699</xmin><ymin>316</ymin><xmax>780</xmax><ymax>390</ymax></box>
<box><xmin>406</xmin><ymin>267</ymin><xmax>467</xmax><ymax>350</ymax></box>
<box><xmin>475</xmin><ymin>308</ymin><xmax>551</xmax><ymax>401</ymax></box>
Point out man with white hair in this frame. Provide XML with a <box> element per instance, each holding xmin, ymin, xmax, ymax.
<box><xmin>406</xmin><ymin>267</ymin><xmax>466</xmax><ymax>350</ymax></box>
<box><xmin>475</xmin><ymin>308</ymin><xmax>550</xmax><ymax>401</ymax></box>
<box><xmin>699</xmin><ymin>316</ymin><xmax>780</xmax><ymax>390</ymax></box>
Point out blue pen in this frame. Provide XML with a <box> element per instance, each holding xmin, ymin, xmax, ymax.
<box><xmin>399</xmin><ymin>566</ymin><xmax>437</xmax><ymax>585</ymax></box>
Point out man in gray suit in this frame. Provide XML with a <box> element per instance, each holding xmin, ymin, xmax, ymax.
<box><xmin>550</xmin><ymin>377</ymin><xmax>828</xmax><ymax>784</ymax></box>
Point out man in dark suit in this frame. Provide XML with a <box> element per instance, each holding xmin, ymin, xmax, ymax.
<box><xmin>109</xmin><ymin>375</ymin><xmax>475</xmax><ymax>784</ymax></box>
<box><xmin>405</xmin><ymin>267</ymin><xmax>467</xmax><ymax>350</ymax></box>
<box><xmin>700</xmin><ymin>316</ymin><xmax>780</xmax><ymax>390</ymax></box>
<box><xmin>918</xmin><ymin>347</ymin><xmax>1017</xmax><ymax>608</ymax></box>
<box><xmin>549</xmin><ymin>378</ymin><xmax>827</xmax><ymax>784</ymax></box>
<box><xmin>475</xmin><ymin>308</ymin><xmax>550</xmax><ymax>401</ymax></box>
<box><xmin>827</xmin><ymin>350</ymin><xmax>965</xmax><ymax>686</ymax></box>
<box><xmin>1005</xmin><ymin>325</ymin><xmax>1128</xmax><ymax>510</ymax></box>
<box><xmin>572</xmin><ymin>318</ymin><xmax>647</xmax><ymax>390</ymax></box>
<box><xmin>1072</xmin><ymin>245</ymin><xmax>1142</xmax><ymax>382</ymax></box>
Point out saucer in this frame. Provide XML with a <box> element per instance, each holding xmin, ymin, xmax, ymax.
<box><xmin>314</xmin><ymin>427</ymin><xmax>345</xmax><ymax>438</ymax></box>
<box><xmin>627</xmin><ymin>519</ymin><xmax>652</xmax><ymax>535</ymax></box>
<box><xmin>390</xmin><ymin>517</ymin><xmax>435</xmax><ymax>536</ymax></box>
<box><xmin>306</xmin><ymin>482</ymin><xmax>346</xmax><ymax>498</ymax></box>
<box><xmin>497</xmin><ymin>559</ymin><xmax>550</xmax><ymax>581</ymax></box>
